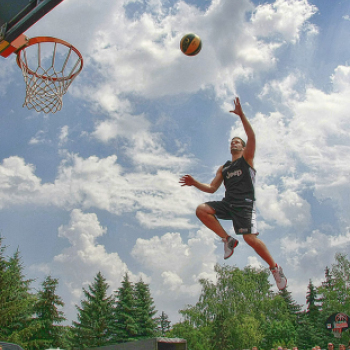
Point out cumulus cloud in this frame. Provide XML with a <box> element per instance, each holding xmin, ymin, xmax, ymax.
<box><xmin>131</xmin><ymin>228</ymin><xmax>218</xmax><ymax>309</ymax></box>
<box><xmin>49</xmin><ymin>209</ymin><xmax>138</xmax><ymax>320</ymax></box>
<box><xmin>54</xmin><ymin>209</ymin><xmax>132</xmax><ymax>286</ymax></box>
<box><xmin>24</xmin><ymin>0</ymin><xmax>318</xmax><ymax>118</ymax></box>
<box><xmin>281</xmin><ymin>227</ymin><xmax>350</xmax><ymax>298</ymax></box>
<box><xmin>251</xmin><ymin>0</ymin><xmax>317</xmax><ymax>43</ymax></box>
<box><xmin>0</xmin><ymin>157</ymin><xmax>42</xmax><ymax>207</ymax></box>
<box><xmin>0</xmin><ymin>149</ymin><xmax>202</xmax><ymax>230</ymax></box>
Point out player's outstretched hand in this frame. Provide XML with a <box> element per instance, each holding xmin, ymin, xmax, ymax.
<box><xmin>179</xmin><ymin>174</ymin><xmax>195</xmax><ymax>186</ymax></box>
<box><xmin>229</xmin><ymin>97</ymin><xmax>243</xmax><ymax>117</ymax></box>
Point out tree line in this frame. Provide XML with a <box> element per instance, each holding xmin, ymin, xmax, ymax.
<box><xmin>0</xmin><ymin>237</ymin><xmax>170</xmax><ymax>350</ymax></box>
<box><xmin>1</xmin><ymin>236</ymin><xmax>350</xmax><ymax>350</ymax></box>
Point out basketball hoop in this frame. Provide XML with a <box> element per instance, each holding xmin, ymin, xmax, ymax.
<box><xmin>16</xmin><ymin>37</ymin><xmax>83</xmax><ymax>113</ymax></box>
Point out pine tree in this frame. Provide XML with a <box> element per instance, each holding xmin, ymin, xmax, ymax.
<box><xmin>0</xmin><ymin>247</ymin><xmax>37</xmax><ymax>347</ymax></box>
<box><xmin>134</xmin><ymin>279</ymin><xmax>158</xmax><ymax>338</ymax></box>
<box><xmin>306</xmin><ymin>279</ymin><xmax>321</xmax><ymax>320</ymax></box>
<box><xmin>296</xmin><ymin>280</ymin><xmax>323</xmax><ymax>349</ymax></box>
<box><xmin>158</xmin><ymin>311</ymin><xmax>171</xmax><ymax>336</ymax></box>
<box><xmin>31</xmin><ymin>276</ymin><xmax>66</xmax><ymax>350</ymax></box>
<box><xmin>279</xmin><ymin>287</ymin><xmax>302</xmax><ymax>317</ymax></box>
<box><xmin>113</xmin><ymin>273</ymin><xmax>138</xmax><ymax>343</ymax></box>
<box><xmin>0</xmin><ymin>237</ymin><xmax>9</xmax><ymax>334</ymax></box>
<box><xmin>72</xmin><ymin>271</ymin><xmax>115</xmax><ymax>348</ymax></box>
<box><xmin>319</xmin><ymin>265</ymin><xmax>341</xmax><ymax>319</ymax></box>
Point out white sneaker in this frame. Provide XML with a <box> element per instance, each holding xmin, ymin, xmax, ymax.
<box><xmin>271</xmin><ymin>265</ymin><xmax>287</xmax><ymax>290</ymax></box>
<box><xmin>222</xmin><ymin>236</ymin><xmax>239</xmax><ymax>259</ymax></box>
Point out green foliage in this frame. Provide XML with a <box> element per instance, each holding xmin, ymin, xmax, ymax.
<box><xmin>72</xmin><ymin>271</ymin><xmax>115</xmax><ymax>349</ymax></box>
<box><xmin>157</xmin><ymin>311</ymin><xmax>171</xmax><ymax>336</ymax></box>
<box><xmin>318</xmin><ymin>254</ymin><xmax>350</xmax><ymax>346</ymax></box>
<box><xmin>296</xmin><ymin>280</ymin><xmax>323</xmax><ymax>348</ymax></box>
<box><xmin>174</xmin><ymin>264</ymin><xmax>301</xmax><ymax>350</ymax></box>
<box><xmin>113</xmin><ymin>273</ymin><xmax>138</xmax><ymax>342</ymax></box>
<box><xmin>70</xmin><ymin>272</ymin><xmax>160</xmax><ymax>347</ymax></box>
<box><xmin>29</xmin><ymin>276</ymin><xmax>67</xmax><ymax>350</ymax></box>
<box><xmin>2</xmin><ymin>234</ymin><xmax>350</xmax><ymax>350</ymax></box>
<box><xmin>168</xmin><ymin>320</ymin><xmax>213</xmax><ymax>350</ymax></box>
<box><xmin>279</xmin><ymin>288</ymin><xmax>302</xmax><ymax>318</ymax></box>
<box><xmin>0</xmin><ymin>241</ymin><xmax>37</xmax><ymax>348</ymax></box>
<box><xmin>134</xmin><ymin>279</ymin><xmax>158</xmax><ymax>338</ymax></box>
<box><xmin>170</xmin><ymin>256</ymin><xmax>350</xmax><ymax>350</ymax></box>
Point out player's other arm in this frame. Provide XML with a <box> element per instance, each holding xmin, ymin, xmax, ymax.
<box><xmin>230</xmin><ymin>97</ymin><xmax>256</xmax><ymax>167</ymax></box>
<box><xmin>179</xmin><ymin>166</ymin><xmax>223</xmax><ymax>193</ymax></box>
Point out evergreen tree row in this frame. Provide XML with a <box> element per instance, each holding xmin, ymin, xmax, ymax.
<box><xmin>71</xmin><ymin>271</ymin><xmax>161</xmax><ymax>347</ymax></box>
<box><xmin>0</xmin><ymin>238</ymin><xmax>169</xmax><ymax>350</ymax></box>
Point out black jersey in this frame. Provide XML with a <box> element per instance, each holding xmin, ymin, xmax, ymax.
<box><xmin>221</xmin><ymin>156</ymin><xmax>256</xmax><ymax>203</ymax></box>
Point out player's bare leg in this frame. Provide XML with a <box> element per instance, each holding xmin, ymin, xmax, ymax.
<box><xmin>243</xmin><ymin>234</ymin><xmax>287</xmax><ymax>290</ymax></box>
<box><xmin>196</xmin><ymin>203</ymin><xmax>228</xmax><ymax>238</ymax></box>
<box><xmin>243</xmin><ymin>234</ymin><xmax>276</xmax><ymax>268</ymax></box>
<box><xmin>196</xmin><ymin>203</ymin><xmax>239</xmax><ymax>259</ymax></box>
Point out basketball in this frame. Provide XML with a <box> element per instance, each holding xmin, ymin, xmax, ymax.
<box><xmin>180</xmin><ymin>33</ymin><xmax>202</xmax><ymax>56</ymax></box>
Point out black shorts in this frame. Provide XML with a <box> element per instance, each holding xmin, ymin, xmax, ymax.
<box><xmin>206</xmin><ymin>199</ymin><xmax>258</xmax><ymax>235</ymax></box>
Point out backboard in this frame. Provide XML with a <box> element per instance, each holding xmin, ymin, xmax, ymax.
<box><xmin>0</xmin><ymin>0</ymin><xmax>63</xmax><ymax>57</ymax></box>
<box><xmin>325</xmin><ymin>312</ymin><xmax>349</xmax><ymax>338</ymax></box>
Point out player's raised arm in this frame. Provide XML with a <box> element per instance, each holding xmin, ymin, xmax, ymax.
<box><xmin>230</xmin><ymin>97</ymin><xmax>256</xmax><ymax>167</ymax></box>
<box><xmin>179</xmin><ymin>166</ymin><xmax>224</xmax><ymax>194</ymax></box>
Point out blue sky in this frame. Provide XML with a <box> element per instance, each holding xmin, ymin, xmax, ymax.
<box><xmin>1</xmin><ymin>0</ymin><xmax>350</xmax><ymax>325</ymax></box>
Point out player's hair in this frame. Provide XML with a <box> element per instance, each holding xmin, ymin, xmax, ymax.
<box><xmin>232</xmin><ymin>137</ymin><xmax>246</xmax><ymax>147</ymax></box>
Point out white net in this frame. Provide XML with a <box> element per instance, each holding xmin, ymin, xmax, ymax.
<box><xmin>332</xmin><ymin>328</ymin><xmax>342</xmax><ymax>338</ymax></box>
<box><xmin>16</xmin><ymin>37</ymin><xmax>83</xmax><ymax>113</ymax></box>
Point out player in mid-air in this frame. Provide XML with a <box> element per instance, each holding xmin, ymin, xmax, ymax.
<box><xmin>179</xmin><ymin>97</ymin><xmax>287</xmax><ymax>290</ymax></box>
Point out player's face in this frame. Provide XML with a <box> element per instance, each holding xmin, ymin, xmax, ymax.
<box><xmin>231</xmin><ymin>138</ymin><xmax>244</xmax><ymax>151</ymax></box>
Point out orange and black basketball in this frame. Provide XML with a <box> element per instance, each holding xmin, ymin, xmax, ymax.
<box><xmin>180</xmin><ymin>33</ymin><xmax>202</xmax><ymax>56</ymax></box>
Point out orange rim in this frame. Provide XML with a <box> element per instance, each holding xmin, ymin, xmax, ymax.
<box><xmin>16</xmin><ymin>36</ymin><xmax>83</xmax><ymax>81</ymax></box>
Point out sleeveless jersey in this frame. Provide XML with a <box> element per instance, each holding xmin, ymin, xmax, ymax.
<box><xmin>221</xmin><ymin>156</ymin><xmax>256</xmax><ymax>202</ymax></box>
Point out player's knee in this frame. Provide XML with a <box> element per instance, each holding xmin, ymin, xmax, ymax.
<box><xmin>196</xmin><ymin>204</ymin><xmax>205</xmax><ymax>219</ymax></box>
<box><xmin>196</xmin><ymin>204</ymin><xmax>216</xmax><ymax>221</ymax></box>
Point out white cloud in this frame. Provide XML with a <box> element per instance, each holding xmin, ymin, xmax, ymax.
<box><xmin>256</xmin><ymin>185</ymin><xmax>311</xmax><ymax>229</ymax></box>
<box><xmin>54</xmin><ymin>209</ymin><xmax>129</xmax><ymax>281</ymax></box>
<box><xmin>247</xmin><ymin>256</ymin><xmax>263</xmax><ymax>269</ymax></box>
<box><xmin>27</xmin><ymin>0</ymin><xmax>318</xmax><ymax>118</ymax></box>
<box><xmin>50</xmin><ymin>209</ymin><xmax>138</xmax><ymax>320</ymax></box>
<box><xmin>131</xmin><ymin>228</ymin><xmax>217</xmax><ymax>318</ymax></box>
<box><xmin>131</xmin><ymin>229</ymin><xmax>217</xmax><ymax>286</ymax></box>
<box><xmin>331</xmin><ymin>65</ymin><xmax>350</xmax><ymax>93</ymax></box>
<box><xmin>59</xmin><ymin>125</ymin><xmax>69</xmax><ymax>146</ymax></box>
<box><xmin>161</xmin><ymin>271</ymin><xmax>184</xmax><ymax>291</ymax></box>
<box><xmin>281</xmin><ymin>228</ymin><xmax>350</xmax><ymax>280</ymax></box>
<box><xmin>260</xmin><ymin>73</ymin><xmax>303</xmax><ymax>103</ymax></box>
<box><xmin>0</xmin><ymin>157</ymin><xmax>42</xmax><ymax>207</ymax></box>
<box><xmin>251</xmin><ymin>0</ymin><xmax>317</xmax><ymax>43</ymax></box>
<box><xmin>0</xmin><ymin>150</ymin><xmax>201</xmax><ymax>230</ymax></box>
<box><xmin>29</xmin><ymin>130</ymin><xmax>50</xmax><ymax>145</ymax></box>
